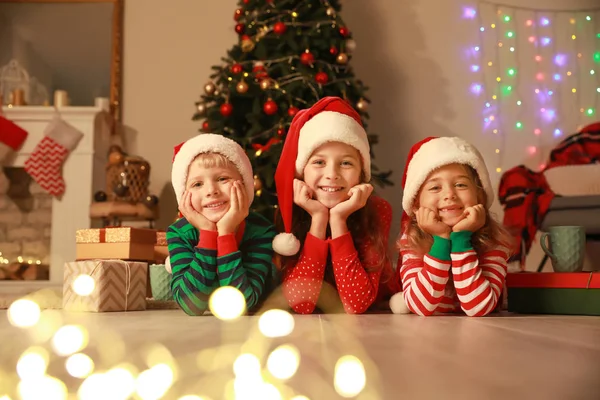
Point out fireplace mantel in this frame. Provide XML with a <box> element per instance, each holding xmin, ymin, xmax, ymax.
<box><xmin>1</xmin><ymin>106</ymin><xmax>108</xmax><ymax>294</ymax></box>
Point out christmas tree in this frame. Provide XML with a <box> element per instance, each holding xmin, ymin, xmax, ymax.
<box><xmin>193</xmin><ymin>0</ymin><xmax>392</xmax><ymax>218</ymax></box>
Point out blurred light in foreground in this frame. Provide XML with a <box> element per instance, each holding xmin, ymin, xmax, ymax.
<box><xmin>291</xmin><ymin>396</ymin><xmax>310</xmax><ymax>400</ymax></box>
<box><xmin>178</xmin><ymin>396</ymin><xmax>213</xmax><ymax>400</ymax></box>
<box><xmin>334</xmin><ymin>355</ymin><xmax>366</xmax><ymax>398</ymax></box>
<box><xmin>8</xmin><ymin>299</ymin><xmax>40</xmax><ymax>328</ymax></box>
<box><xmin>136</xmin><ymin>363</ymin><xmax>174</xmax><ymax>400</ymax></box>
<box><xmin>79</xmin><ymin>368</ymin><xmax>137</xmax><ymax>400</ymax></box>
<box><xmin>17</xmin><ymin>347</ymin><xmax>49</xmax><ymax>380</ymax></box>
<box><xmin>73</xmin><ymin>274</ymin><xmax>95</xmax><ymax>296</ymax></box>
<box><xmin>258</xmin><ymin>309</ymin><xmax>295</xmax><ymax>338</ymax></box>
<box><xmin>267</xmin><ymin>345</ymin><xmax>300</xmax><ymax>380</ymax></box>
<box><xmin>66</xmin><ymin>353</ymin><xmax>95</xmax><ymax>378</ymax></box>
<box><xmin>209</xmin><ymin>287</ymin><xmax>246</xmax><ymax>320</ymax></box>
<box><xmin>52</xmin><ymin>325</ymin><xmax>88</xmax><ymax>356</ymax></box>
<box><xmin>233</xmin><ymin>353</ymin><xmax>261</xmax><ymax>379</ymax></box>
<box><xmin>17</xmin><ymin>375</ymin><xmax>67</xmax><ymax>400</ymax></box>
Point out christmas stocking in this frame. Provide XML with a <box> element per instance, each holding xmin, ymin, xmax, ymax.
<box><xmin>0</xmin><ymin>116</ymin><xmax>28</xmax><ymax>163</ymax></box>
<box><xmin>24</xmin><ymin>116</ymin><xmax>83</xmax><ymax>197</ymax></box>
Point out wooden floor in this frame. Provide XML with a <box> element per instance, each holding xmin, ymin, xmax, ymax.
<box><xmin>1</xmin><ymin>310</ymin><xmax>599</xmax><ymax>399</ymax></box>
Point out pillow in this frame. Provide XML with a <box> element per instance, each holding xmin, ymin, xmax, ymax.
<box><xmin>543</xmin><ymin>164</ymin><xmax>600</xmax><ymax>196</ymax></box>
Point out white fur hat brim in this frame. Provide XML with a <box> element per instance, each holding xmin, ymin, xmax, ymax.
<box><xmin>402</xmin><ymin>137</ymin><xmax>494</xmax><ymax>213</ymax></box>
<box><xmin>295</xmin><ymin>111</ymin><xmax>371</xmax><ymax>180</ymax></box>
<box><xmin>172</xmin><ymin>134</ymin><xmax>254</xmax><ymax>206</ymax></box>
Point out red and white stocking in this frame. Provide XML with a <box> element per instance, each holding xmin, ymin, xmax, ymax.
<box><xmin>24</xmin><ymin>116</ymin><xmax>83</xmax><ymax>197</ymax></box>
<box><xmin>0</xmin><ymin>116</ymin><xmax>28</xmax><ymax>163</ymax></box>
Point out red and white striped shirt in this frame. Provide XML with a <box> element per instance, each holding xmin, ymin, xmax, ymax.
<box><xmin>397</xmin><ymin>231</ymin><xmax>509</xmax><ymax>317</ymax></box>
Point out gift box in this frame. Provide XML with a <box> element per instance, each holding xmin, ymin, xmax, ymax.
<box><xmin>75</xmin><ymin>227</ymin><xmax>156</xmax><ymax>261</ymax></box>
<box><xmin>63</xmin><ymin>260</ymin><xmax>148</xmax><ymax>312</ymax></box>
<box><xmin>154</xmin><ymin>231</ymin><xmax>169</xmax><ymax>263</ymax></box>
<box><xmin>149</xmin><ymin>264</ymin><xmax>172</xmax><ymax>301</ymax></box>
<box><xmin>506</xmin><ymin>272</ymin><xmax>600</xmax><ymax>316</ymax></box>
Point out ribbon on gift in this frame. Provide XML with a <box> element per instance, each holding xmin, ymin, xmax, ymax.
<box><xmin>76</xmin><ymin>227</ymin><xmax>157</xmax><ymax>244</ymax></box>
<box><xmin>156</xmin><ymin>231</ymin><xmax>167</xmax><ymax>246</ymax></box>
<box><xmin>81</xmin><ymin>259</ymin><xmax>132</xmax><ymax>310</ymax></box>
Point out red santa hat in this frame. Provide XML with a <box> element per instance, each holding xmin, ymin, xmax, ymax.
<box><xmin>400</xmin><ymin>136</ymin><xmax>494</xmax><ymax>230</ymax></box>
<box><xmin>171</xmin><ymin>133</ymin><xmax>255</xmax><ymax>207</ymax></box>
<box><xmin>273</xmin><ymin>96</ymin><xmax>371</xmax><ymax>256</ymax></box>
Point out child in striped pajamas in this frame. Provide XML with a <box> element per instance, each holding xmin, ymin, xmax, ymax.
<box><xmin>389</xmin><ymin>137</ymin><xmax>512</xmax><ymax>317</ymax></box>
<box><xmin>167</xmin><ymin>134</ymin><xmax>277</xmax><ymax>316</ymax></box>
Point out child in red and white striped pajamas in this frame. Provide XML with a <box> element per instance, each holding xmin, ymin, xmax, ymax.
<box><xmin>389</xmin><ymin>137</ymin><xmax>512</xmax><ymax>317</ymax></box>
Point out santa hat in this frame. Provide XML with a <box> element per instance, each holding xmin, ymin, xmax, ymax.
<box><xmin>0</xmin><ymin>116</ymin><xmax>28</xmax><ymax>162</ymax></box>
<box><xmin>273</xmin><ymin>96</ymin><xmax>370</xmax><ymax>256</ymax></box>
<box><xmin>171</xmin><ymin>133</ymin><xmax>254</xmax><ymax>206</ymax></box>
<box><xmin>400</xmin><ymin>136</ymin><xmax>494</xmax><ymax>229</ymax></box>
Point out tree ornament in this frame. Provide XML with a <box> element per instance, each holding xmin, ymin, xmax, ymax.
<box><xmin>234</xmin><ymin>8</ymin><xmax>243</xmax><ymax>21</ymax></box>
<box><xmin>231</xmin><ymin>63</ymin><xmax>243</xmax><ymax>74</ymax></box>
<box><xmin>220</xmin><ymin>103</ymin><xmax>233</xmax><ymax>117</ymax></box>
<box><xmin>204</xmin><ymin>82</ymin><xmax>216</xmax><ymax>95</ymax></box>
<box><xmin>315</xmin><ymin>72</ymin><xmax>329</xmax><ymax>84</ymax></box>
<box><xmin>213</xmin><ymin>89</ymin><xmax>220</xmax><ymax>96</ymax></box>
<box><xmin>253</xmin><ymin>175</ymin><xmax>263</xmax><ymax>190</ymax></box>
<box><xmin>259</xmin><ymin>79</ymin><xmax>271</xmax><ymax>90</ymax></box>
<box><xmin>287</xmin><ymin>106</ymin><xmax>299</xmax><ymax>117</ymax></box>
<box><xmin>202</xmin><ymin>120</ymin><xmax>210</xmax><ymax>132</ymax></box>
<box><xmin>263</xmin><ymin>99</ymin><xmax>278</xmax><ymax>115</ymax></box>
<box><xmin>345</xmin><ymin>39</ymin><xmax>357</xmax><ymax>53</ymax></box>
<box><xmin>94</xmin><ymin>191</ymin><xmax>107</xmax><ymax>202</ymax></box>
<box><xmin>196</xmin><ymin>103</ymin><xmax>206</xmax><ymax>114</ymax></box>
<box><xmin>339</xmin><ymin>26</ymin><xmax>350</xmax><ymax>37</ymax></box>
<box><xmin>300</xmin><ymin>51</ymin><xmax>315</xmax><ymax>65</ymax></box>
<box><xmin>241</xmin><ymin>35</ymin><xmax>255</xmax><ymax>52</ymax></box>
<box><xmin>329</xmin><ymin>46</ymin><xmax>338</xmax><ymax>55</ymax></box>
<box><xmin>277</xmin><ymin>127</ymin><xmax>285</xmax><ymax>136</ymax></box>
<box><xmin>235</xmin><ymin>23</ymin><xmax>245</xmax><ymax>35</ymax></box>
<box><xmin>326</xmin><ymin>7</ymin><xmax>335</xmax><ymax>16</ymax></box>
<box><xmin>108</xmin><ymin>149</ymin><xmax>124</xmax><ymax>165</ymax></box>
<box><xmin>253</xmin><ymin>64</ymin><xmax>268</xmax><ymax>79</ymax></box>
<box><xmin>144</xmin><ymin>194</ymin><xmax>159</xmax><ymax>207</ymax></box>
<box><xmin>336</xmin><ymin>53</ymin><xmax>349</xmax><ymax>64</ymax></box>
<box><xmin>273</xmin><ymin>22</ymin><xmax>287</xmax><ymax>35</ymax></box>
<box><xmin>236</xmin><ymin>81</ymin><xmax>249</xmax><ymax>93</ymax></box>
<box><xmin>356</xmin><ymin>98</ymin><xmax>368</xmax><ymax>111</ymax></box>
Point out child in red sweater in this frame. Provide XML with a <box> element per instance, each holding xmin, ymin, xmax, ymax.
<box><xmin>389</xmin><ymin>137</ymin><xmax>512</xmax><ymax>316</ymax></box>
<box><xmin>273</xmin><ymin>97</ymin><xmax>397</xmax><ymax>314</ymax></box>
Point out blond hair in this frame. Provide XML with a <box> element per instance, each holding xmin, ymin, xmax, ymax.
<box><xmin>191</xmin><ymin>152</ymin><xmax>235</xmax><ymax>170</ymax></box>
<box><xmin>398</xmin><ymin>165</ymin><xmax>513</xmax><ymax>256</ymax></box>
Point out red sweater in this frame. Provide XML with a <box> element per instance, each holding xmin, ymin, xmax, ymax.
<box><xmin>281</xmin><ymin>197</ymin><xmax>394</xmax><ymax>314</ymax></box>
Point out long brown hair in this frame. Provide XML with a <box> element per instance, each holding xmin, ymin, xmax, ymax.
<box><xmin>399</xmin><ymin>164</ymin><xmax>513</xmax><ymax>256</ymax></box>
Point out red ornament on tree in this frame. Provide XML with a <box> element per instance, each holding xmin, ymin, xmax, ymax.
<box><xmin>202</xmin><ymin>121</ymin><xmax>210</xmax><ymax>132</ymax></box>
<box><xmin>235</xmin><ymin>23</ymin><xmax>245</xmax><ymax>35</ymax></box>
<box><xmin>287</xmin><ymin>106</ymin><xmax>299</xmax><ymax>117</ymax></box>
<box><xmin>243</xmin><ymin>0</ymin><xmax>249</xmax><ymax>3</ymax></box>
<box><xmin>234</xmin><ymin>8</ymin><xmax>243</xmax><ymax>21</ymax></box>
<box><xmin>329</xmin><ymin>46</ymin><xmax>338</xmax><ymax>55</ymax></box>
<box><xmin>220</xmin><ymin>103</ymin><xmax>233</xmax><ymax>117</ymax></box>
<box><xmin>231</xmin><ymin>64</ymin><xmax>243</xmax><ymax>74</ymax></box>
<box><xmin>277</xmin><ymin>127</ymin><xmax>285</xmax><ymax>136</ymax></box>
<box><xmin>339</xmin><ymin>26</ymin><xmax>350</xmax><ymax>37</ymax></box>
<box><xmin>253</xmin><ymin>65</ymin><xmax>268</xmax><ymax>79</ymax></box>
<box><xmin>315</xmin><ymin>72</ymin><xmax>329</xmax><ymax>84</ymax></box>
<box><xmin>263</xmin><ymin>99</ymin><xmax>278</xmax><ymax>115</ymax></box>
<box><xmin>273</xmin><ymin>22</ymin><xmax>287</xmax><ymax>35</ymax></box>
<box><xmin>300</xmin><ymin>51</ymin><xmax>314</xmax><ymax>65</ymax></box>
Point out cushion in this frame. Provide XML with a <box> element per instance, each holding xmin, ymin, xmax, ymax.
<box><xmin>543</xmin><ymin>165</ymin><xmax>600</xmax><ymax>196</ymax></box>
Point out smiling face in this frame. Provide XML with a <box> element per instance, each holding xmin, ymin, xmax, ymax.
<box><xmin>185</xmin><ymin>153</ymin><xmax>242</xmax><ymax>223</ymax></box>
<box><xmin>415</xmin><ymin>163</ymin><xmax>480</xmax><ymax>227</ymax></box>
<box><xmin>302</xmin><ymin>141</ymin><xmax>362</xmax><ymax>209</ymax></box>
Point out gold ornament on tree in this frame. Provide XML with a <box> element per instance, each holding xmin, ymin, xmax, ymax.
<box><xmin>345</xmin><ymin>39</ymin><xmax>357</xmax><ymax>54</ymax></box>
<box><xmin>259</xmin><ymin>79</ymin><xmax>271</xmax><ymax>90</ymax></box>
<box><xmin>326</xmin><ymin>7</ymin><xmax>335</xmax><ymax>16</ymax></box>
<box><xmin>204</xmin><ymin>82</ymin><xmax>216</xmax><ymax>95</ymax></box>
<box><xmin>241</xmin><ymin>37</ymin><xmax>255</xmax><ymax>52</ymax></box>
<box><xmin>197</xmin><ymin>103</ymin><xmax>207</xmax><ymax>114</ymax></box>
<box><xmin>356</xmin><ymin>98</ymin><xmax>368</xmax><ymax>111</ymax></box>
<box><xmin>236</xmin><ymin>81</ymin><xmax>249</xmax><ymax>93</ymax></box>
<box><xmin>336</xmin><ymin>53</ymin><xmax>349</xmax><ymax>64</ymax></box>
<box><xmin>253</xmin><ymin>175</ymin><xmax>263</xmax><ymax>191</ymax></box>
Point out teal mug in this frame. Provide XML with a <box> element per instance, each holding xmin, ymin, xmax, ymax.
<box><xmin>540</xmin><ymin>226</ymin><xmax>586</xmax><ymax>273</ymax></box>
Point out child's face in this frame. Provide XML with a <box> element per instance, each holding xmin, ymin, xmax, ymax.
<box><xmin>186</xmin><ymin>157</ymin><xmax>242</xmax><ymax>223</ymax></box>
<box><xmin>416</xmin><ymin>163</ymin><xmax>479</xmax><ymax>228</ymax></box>
<box><xmin>302</xmin><ymin>141</ymin><xmax>362</xmax><ymax>209</ymax></box>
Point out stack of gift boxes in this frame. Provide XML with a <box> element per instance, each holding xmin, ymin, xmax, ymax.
<box><xmin>62</xmin><ymin>227</ymin><xmax>173</xmax><ymax>312</ymax></box>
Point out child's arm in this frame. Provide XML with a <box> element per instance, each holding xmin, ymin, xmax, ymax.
<box><xmin>281</xmin><ymin>233</ymin><xmax>328</xmax><ymax>314</ymax></box>
<box><xmin>167</xmin><ymin>222</ymin><xmax>218</xmax><ymax>316</ymax></box>
<box><xmin>216</xmin><ymin>217</ymin><xmax>277</xmax><ymax>310</ymax></box>
<box><xmin>450</xmin><ymin>231</ymin><xmax>509</xmax><ymax>317</ymax></box>
<box><xmin>398</xmin><ymin>235</ymin><xmax>452</xmax><ymax>316</ymax></box>
<box><xmin>329</xmin><ymin>197</ymin><xmax>390</xmax><ymax>314</ymax></box>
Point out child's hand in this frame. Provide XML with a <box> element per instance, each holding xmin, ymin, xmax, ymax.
<box><xmin>293</xmin><ymin>179</ymin><xmax>328</xmax><ymax>218</ymax></box>
<box><xmin>330</xmin><ymin>183</ymin><xmax>373</xmax><ymax>222</ymax></box>
<box><xmin>179</xmin><ymin>190</ymin><xmax>216</xmax><ymax>231</ymax></box>
<box><xmin>416</xmin><ymin>207</ymin><xmax>451</xmax><ymax>238</ymax></box>
<box><xmin>452</xmin><ymin>204</ymin><xmax>486</xmax><ymax>233</ymax></box>
<box><xmin>217</xmin><ymin>181</ymin><xmax>249</xmax><ymax>235</ymax></box>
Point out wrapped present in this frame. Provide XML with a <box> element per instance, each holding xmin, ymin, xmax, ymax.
<box><xmin>506</xmin><ymin>272</ymin><xmax>600</xmax><ymax>316</ymax></box>
<box><xmin>149</xmin><ymin>264</ymin><xmax>172</xmax><ymax>301</ymax></box>
<box><xmin>63</xmin><ymin>260</ymin><xmax>148</xmax><ymax>312</ymax></box>
<box><xmin>75</xmin><ymin>227</ymin><xmax>156</xmax><ymax>261</ymax></box>
<box><xmin>154</xmin><ymin>231</ymin><xmax>169</xmax><ymax>263</ymax></box>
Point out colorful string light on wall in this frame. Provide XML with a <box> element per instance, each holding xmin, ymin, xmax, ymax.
<box><xmin>463</xmin><ymin>2</ymin><xmax>600</xmax><ymax>172</ymax></box>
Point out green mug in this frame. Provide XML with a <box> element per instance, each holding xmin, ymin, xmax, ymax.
<box><xmin>540</xmin><ymin>226</ymin><xmax>586</xmax><ymax>273</ymax></box>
